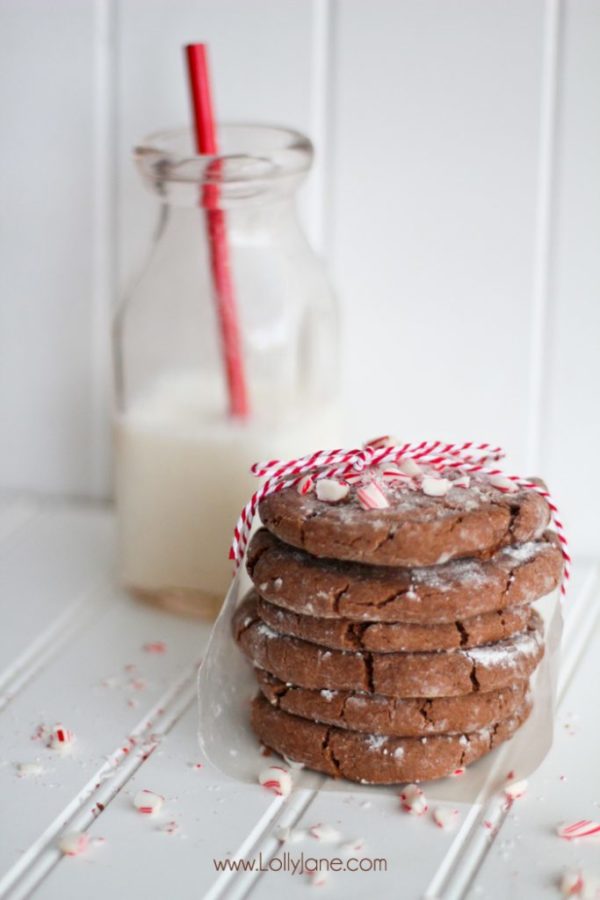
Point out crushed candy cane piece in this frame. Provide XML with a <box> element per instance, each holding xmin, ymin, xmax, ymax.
<box><xmin>58</xmin><ymin>831</ymin><xmax>90</xmax><ymax>857</ymax></box>
<box><xmin>309</xmin><ymin>823</ymin><xmax>342</xmax><ymax>843</ymax></box>
<box><xmin>258</xmin><ymin>765</ymin><xmax>292</xmax><ymax>797</ymax></box>
<box><xmin>453</xmin><ymin>475</ymin><xmax>471</xmax><ymax>488</ymax></box>
<box><xmin>275</xmin><ymin>825</ymin><xmax>308</xmax><ymax>843</ymax></box>
<box><xmin>297</xmin><ymin>475</ymin><xmax>314</xmax><ymax>495</ymax></box>
<box><xmin>133</xmin><ymin>789</ymin><xmax>165</xmax><ymax>815</ymax></box>
<box><xmin>398</xmin><ymin>458</ymin><xmax>422</xmax><ymax>476</ymax></box>
<box><xmin>560</xmin><ymin>871</ymin><xmax>585</xmax><ymax>897</ymax></box>
<box><xmin>309</xmin><ymin>868</ymin><xmax>329</xmax><ymax>887</ymax></box>
<box><xmin>316</xmin><ymin>478</ymin><xmax>349</xmax><ymax>503</ymax></box>
<box><xmin>365</xmin><ymin>435</ymin><xmax>398</xmax><ymax>449</ymax></box>
<box><xmin>422</xmin><ymin>476</ymin><xmax>452</xmax><ymax>497</ymax></box>
<box><xmin>433</xmin><ymin>806</ymin><xmax>460</xmax><ymax>830</ymax></box>
<box><xmin>489</xmin><ymin>474</ymin><xmax>519</xmax><ymax>493</ymax></box>
<box><xmin>283</xmin><ymin>755</ymin><xmax>305</xmax><ymax>769</ymax></box>
<box><xmin>143</xmin><ymin>641</ymin><xmax>166</xmax><ymax>654</ymax></box>
<box><xmin>400</xmin><ymin>784</ymin><xmax>428</xmax><ymax>815</ymax></box>
<box><xmin>559</xmin><ymin>869</ymin><xmax>600</xmax><ymax>897</ymax></box>
<box><xmin>504</xmin><ymin>779</ymin><xmax>528</xmax><ymax>801</ymax></box>
<box><xmin>16</xmin><ymin>762</ymin><xmax>44</xmax><ymax>777</ymax></box>
<box><xmin>357</xmin><ymin>481</ymin><xmax>390</xmax><ymax>510</ymax></box>
<box><xmin>451</xmin><ymin>767</ymin><xmax>466</xmax><ymax>777</ymax></box>
<box><xmin>275</xmin><ymin>825</ymin><xmax>291</xmax><ymax>842</ymax></box>
<box><xmin>49</xmin><ymin>724</ymin><xmax>74</xmax><ymax>753</ymax></box>
<box><xmin>381</xmin><ymin>467</ymin><xmax>412</xmax><ymax>482</ymax></box>
<box><xmin>339</xmin><ymin>838</ymin><xmax>365</xmax><ymax>856</ymax></box>
<box><xmin>557</xmin><ymin>820</ymin><xmax>600</xmax><ymax>840</ymax></box>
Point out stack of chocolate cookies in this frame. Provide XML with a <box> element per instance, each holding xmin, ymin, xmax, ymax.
<box><xmin>233</xmin><ymin>463</ymin><xmax>563</xmax><ymax>784</ymax></box>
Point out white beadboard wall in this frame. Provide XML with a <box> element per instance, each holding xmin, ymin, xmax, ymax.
<box><xmin>0</xmin><ymin>0</ymin><xmax>598</xmax><ymax>554</ymax></box>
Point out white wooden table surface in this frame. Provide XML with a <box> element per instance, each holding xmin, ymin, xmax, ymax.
<box><xmin>1</xmin><ymin>498</ymin><xmax>599</xmax><ymax>900</ymax></box>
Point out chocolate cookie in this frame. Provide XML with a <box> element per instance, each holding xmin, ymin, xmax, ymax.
<box><xmin>233</xmin><ymin>596</ymin><xmax>544</xmax><ymax>698</ymax></box>
<box><xmin>256</xmin><ymin>593</ymin><xmax>535</xmax><ymax>653</ymax></box>
<box><xmin>258</xmin><ymin>473</ymin><xmax>550</xmax><ymax>567</ymax></box>
<box><xmin>251</xmin><ymin>694</ymin><xmax>531</xmax><ymax>783</ymax></box>
<box><xmin>256</xmin><ymin>670</ymin><xmax>530</xmax><ymax>737</ymax></box>
<box><xmin>247</xmin><ymin>528</ymin><xmax>562</xmax><ymax>624</ymax></box>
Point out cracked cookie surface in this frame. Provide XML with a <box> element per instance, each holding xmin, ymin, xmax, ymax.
<box><xmin>233</xmin><ymin>595</ymin><xmax>544</xmax><ymax>698</ymax></box>
<box><xmin>251</xmin><ymin>693</ymin><xmax>532</xmax><ymax>783</ymax></box>
<box><xmin>256</xmin><ymin>670</ymin><xmax>530</xmax><ymax>737</ymax></box>
<box><xmin>258</xmin><ymin>473</ymin><xmax>551</xmax><ymax>567</ymax></box>
<box><xmin>247</xmin><ymin>528</ymin><xmax>562</xmax><ymax>624</ymax></box>
<box><xmin>256</xmin><ymin>592</ymin><xmax>535</xmax><ymax>653</ymax></box>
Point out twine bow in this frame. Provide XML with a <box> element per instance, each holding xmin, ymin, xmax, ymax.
<box><xmin>229</xmin><ymin>439</ymin><xmax>570</xmax><ymax>595</ymax></box>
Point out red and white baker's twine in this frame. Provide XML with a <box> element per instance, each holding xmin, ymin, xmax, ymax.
<box><xmin>229</xmin><ymin>440</ymin><xmax>570</xmax><ymax>594</ymax></box>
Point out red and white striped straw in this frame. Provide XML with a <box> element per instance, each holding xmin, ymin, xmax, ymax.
<box><xmin>229</xmin><ymin>441</ymin><xmax>570</xmax><ymax>595</ymax></box>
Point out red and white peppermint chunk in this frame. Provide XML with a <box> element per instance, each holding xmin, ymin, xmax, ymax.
<box><xmin>308</xmin><ymin>823</ymin><xmax>342</xmax><ymax>843</ymax></box>
<box><xmin>557</xmin><ymin>820</ymin><xmax>600</xmax><ymax>840</ymax></box>
<box><xmin>432</xmin><ymin>806</ymin><xmax>460</xmax><ymax>830</ymax></box>
<box><xmin>316</xmin><ymin>478</ymin><xmax>349</xmax><ymax>503</ymax></box>
<box><xmin>48</xmin><ymin>724</ymin><xmax>75</xmax><ymax>753</ymax></box>
<box><xmin>58</xmin><ymin>831</ymin><xmax>90</xmax><ymax>857</ymax></box>
<box><xmin>133</xmin><ymin>789</ymin><xmax>165</xmax><ymax>815</ymax></box>
<box><xmin>421</xmin><ymin>476</ymin><xmax>452</xmax><ymax>497</ymax></box>
<box><xmin>453</xmin><ymin>475</ymin><xmax>471</xmax><ymax>489</ymax></box>
<box><xmin>274</xmin><ymin>825</ymin><xmax>308</xmax><ymax>843</ymax></box>
<box><xmin>143</xmin><ymin>641</ymin><xmax>167</xmax><ymax>654</ymax></box>
<box><xmin>397</xmin><ymin>458</ymin><xmax>422</xmax><ymax>477</ymax></box>
<box><xmin>309</xmin><ymin>868</ymin><xmax>329</xmax><ymax>887</ymax></box>
<box><xmin>357</xmin><ymin>480</ymin><xmax>390</xmax><ymax>510</ymax></box>
<box><xmin>559</xmin><ymin>869</ymin><xmax>600</xmax><ymax>897</ymax></box>
<box><xmin>380</xmin><ymin>466</ymin><xmax>413</xmax><ymax>483</ymax></box>
<box><xmin>400</xmin><ymin>784</ymin><xmax>428</xmax><ymax>815</ymax></box>
<box><xmin>339</xmin><ymin>837</ymin><xmax>365</xmax><ymax>857</ymax></box>
<box><xmin>296</xmin><ymin>475</ymin><xmax>315</xmax><ymax>495</ymax></box>
<box><xmin>504</xmin><ymin>778</ymin><xmax>528</xmax><ymax>802</ymax></box>
<box><xmin>364</xmin><ymin>435</ymin><xmax>399</xmax><ymax>450</ymax></box>
<box><xmin>258</xmin><ymin>765</ymin><xmax>292</xmax><ymax>797</ymax></box>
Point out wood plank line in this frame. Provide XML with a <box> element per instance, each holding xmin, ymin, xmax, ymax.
<box><xmin>90</xmin><ymin>0</ymin><xmax>118</xmax><ymax>499</ymax></box>
<box><xmin>207</xmin><ymin>782</ymin><xmax>326</xmax><ymax>900</ymax></box>
<box><xmin>0</xmin><ymin>665</ymin><xmax>199</xmax><ymax>900</ymax></box>
<box><xmin>0</xmin><ymin>497</ymin><xmax>40</xmax><ymax>545</ymax></box>
<box><xmin>526</xmin><ymin>0</ymin><xmax>564</xmax><ymax>473</ymax></box>
<box><xmin>307</xmin><ymin>0</ymin><xmax>334</xmax><ymax>256</ymax></box>
<box><xmin>425</xmin><ymin>563</ymin><xmax>600</xmax><ymax>900</ymax></box>
<box><xmin>0</xmin><ymin>581</ymin><xmax>112</xmax><ymax>710</ymax></box>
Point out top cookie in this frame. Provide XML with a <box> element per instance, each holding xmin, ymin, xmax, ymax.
<box><xmin>258</xmin><ymin>471</ymin><xmax>550</xmax><ymax>567</ymax></box>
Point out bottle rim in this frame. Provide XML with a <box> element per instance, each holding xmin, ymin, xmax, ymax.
<box><xmin>134</xmin><ymin>123</ymin><xmax>313</xmax><ymax>188</ymax></box>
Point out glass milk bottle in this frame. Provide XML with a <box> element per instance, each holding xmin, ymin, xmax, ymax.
<box><xmin>113</xmin><ymin>125</ymin><xmax>339</xmax><ymax>618</ymax></box>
